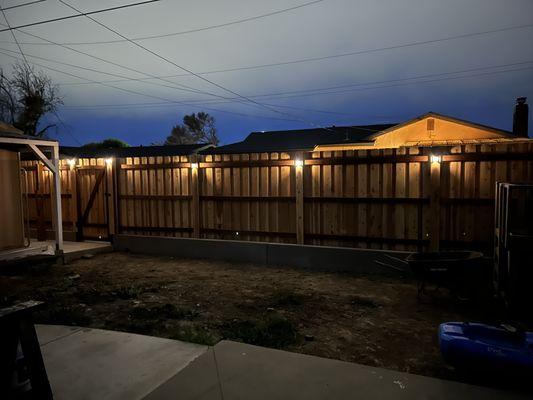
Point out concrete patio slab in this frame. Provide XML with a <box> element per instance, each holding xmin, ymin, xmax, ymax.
<box><xmin>144</xmin><ymin>340</ymin><xmax>528</xmax><ymax>400</ymax></box>
<box><xmin>36</xmin><ymin>325</ymin><xmax>207</xmax><ymax>400</ymax></box>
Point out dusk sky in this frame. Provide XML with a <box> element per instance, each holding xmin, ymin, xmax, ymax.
<box><xmin>1</xmin><ymin>0</ymin><xmax>532</xmax><ymax>146</ymax></box>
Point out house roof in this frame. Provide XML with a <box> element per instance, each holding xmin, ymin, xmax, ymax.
<box><xmin>376</xmin><ymin>112</ymin><xmax>515</xmax><ymax>138</ymax></box>
<box><xmin>0</xmin><ymin>121</ymin><xmax>25</xmax><ymax>138</ymax></box>
<box><xmin>204</xmin><ymin>124</ymin><xmax>397</xmax><ymax>154</ymax></box>
<box><xmin>59</xmin><ymin>143</ymin><xmax>214</xmax><ymax>159</ymax></box>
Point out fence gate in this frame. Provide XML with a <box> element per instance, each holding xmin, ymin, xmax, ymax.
<box><xmin>75</xmin><ymin>161</ymin><xmax>110</xmax><ymax>241</ymax></box>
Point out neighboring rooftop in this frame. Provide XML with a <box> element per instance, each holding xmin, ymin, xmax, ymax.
<box><xmin>58</xmin><ymin>143</ymin><xmax>214</xmax><ymax>159</ymax></box>
<box><xmin>204</xmin><ymin>124</ymin><xmax>397</xmax><ymax>154</ymax></box>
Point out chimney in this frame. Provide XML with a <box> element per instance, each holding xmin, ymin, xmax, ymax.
<box><xmin>513</xmin><ymin>97</ymin><xmax>529</xmax><ymax>137</ymax></box>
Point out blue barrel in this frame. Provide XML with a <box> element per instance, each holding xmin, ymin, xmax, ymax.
<box><xmin>439</xmin><ymin>322</ymin><xmax>533</xmax><ymax>371</ymax></box>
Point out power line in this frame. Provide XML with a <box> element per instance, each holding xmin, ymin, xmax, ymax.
<box><xmin>3</xmin><ymin>22</ymin><xmax>270</xmax><ymax>110</ymax></box>
<box><xmin>0</xmin><ymin>6</ymin><xmax>28</xmax><ymax>64</ymax></box>
<box><xmin>251</xmin><ymin>66</ymin><xmax>533</xmax><ymax>101</ymax></box>
<box><xmin>60</xmin><ymin>61</ymin><xmax>533</xmax><ymax>108</ymax></box>
<box><xmin>5</xmin><ymin>0</ymin><xmax>326</xmax><ymax>46</ymax></box>
<box><xmin>49</xmin><ymin>21</ymin><xmax>533</xmax><ymax>86</ymax></box>
<box><xmin>56</xmin><ymin>0</ymin><xmax>333</xmax><ymax>129</ymax></box>
<box><xmin>0</xmin><ymin>45</ymin><xmax>225</xmax><ymax>96</ymax></box>
<box><xmin>2</xmin><ymin>0</ymin><xmax>46</xmax><ymax>11</ymax></box>
<box><xmin>0</xmin><ymin>0</ymin><xmax>163</xmax><ymax>33</ymax></box>
<box><xmin>3</xmin><ymin>11</ymin><xmax>531</xmax><ymax>49</ymax></box>
<box><xmin>0</xmin><ymin>49</ymin><xmax>302</xmax><ymax>123</ymax></box>
<box><xmin>59</xmin><ymin>64</ymin><xmax>533</xmax><ymax>111</ymax></box>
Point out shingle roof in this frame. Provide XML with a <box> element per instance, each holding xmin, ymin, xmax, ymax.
<box><xmin>204</xmin><ymin>124</ymin><xmax>397</xmax><ymax>154</ymax></box>
<box><xmin>59</xmin><ymin>143</ymin><xmax>214</xmax><ymax>159</ymax></box>
<box><xmin>0</xmin><ymin>121</ymin><xmax>25</xmax><ymax>138</ymax></box>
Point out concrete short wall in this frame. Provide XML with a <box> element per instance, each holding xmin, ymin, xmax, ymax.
<box><xmin>113</xmin><ymin>235</ymin><xmax>411</xmax><ymax>275</ymax></box>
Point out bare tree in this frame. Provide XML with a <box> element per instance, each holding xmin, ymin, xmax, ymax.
<box><xmin>165</xmin><ymin>112</ymin><xmax>219</xmax><ymax>145</ymax></box>
<box><xmin>0</xmin><ymin>63</ymin><xmax>63</xmax><ymax>137</ymax></box>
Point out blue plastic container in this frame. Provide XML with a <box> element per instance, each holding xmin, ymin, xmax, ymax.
<box><xmin>439</xmin><ymin>322</ymin><xmax>533</xmax><ymax>371</ymax></box>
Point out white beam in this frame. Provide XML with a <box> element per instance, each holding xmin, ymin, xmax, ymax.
<box><xmin>50</xmin><ymin>144</ymin><xmax>64</xmax><ymax>253</ymax></box>
<box><xmin>0</xmin><ymin>137</ymin><xmax>58</xmax><ymax>146</ymax></box>
<box><xmin>28</xmin><ymin>143</ymin><xmax>57</xmax><ymax>174</ymax></box>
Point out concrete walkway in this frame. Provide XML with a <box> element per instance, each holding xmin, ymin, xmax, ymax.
<box><xmin>37</xmin><ymin>325</ymin><xmax>527</xmax><ymax>400</ymax></box>
<box><xmin>144</xmin><ymin>341</ymin><xmax>527</xmax><ymax>400</ymax></box>
<box><xmin>37</xmin><ymin>325</ymin><xmax>207</xmax><ymax>400</ymax></box>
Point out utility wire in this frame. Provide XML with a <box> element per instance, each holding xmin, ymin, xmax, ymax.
<box><xmin>4</xmin><ymin>0</ymin><xmax>326</xmax><ymax>45</ymax></box>
<box><xmin>60</xmin><ymin>61</ymin><xmax>533</xmax><ymax>108</ymax></box>
<box><xmin>50</xmin><ymin>21</ymin><xmax>533</xmax><ymax>85</ymax></box>
<box><xmin>60</xmin><ymin>64</ymin><xmax>533</xmax><ymax>109</ymax></box>
<box><xmin>2</xmin><ymin>11</ymin><xmax>530</xmax><ymax>49</ymax></box>
<box><xmin>0</xmin><ymin>49</ymin><xmax>301</xmax><ymax>123</ymax></box>
<box><xmin>2</xmin><ymin>0</ymin><xmax>46</xmax><ymax>11</ymax></box>
<box><xmin>188</xmin><ymin>61</ymin><xmax>533</xmax><ymax>103</ymax></box>
<box><xmin>0</xmin><ymin>45</ymin><xmax>227</xmax><ymax>96</ymax></box>
<box><xmin>1</xmin><ymin>21</ymin><xmax>270</xmax><ymax>110</ymax></box>
<box><xmin>0</xmin><ymin>0</ymin><xmax>163</xmax><ymax>32</ymax></box>
<box><xmin>56</xmin><ymin>0</ymin><xmax>333</xmax><ymax>129</ymax></box>
<box><xmin>0</xmin><ymin>5</ymin><xmax>28</xmax><ymax>64</ymax></box>
<box><xmin>249</xmin><ymin>66</ymin><xmax>533</xmax><ymax>101</ymax></box>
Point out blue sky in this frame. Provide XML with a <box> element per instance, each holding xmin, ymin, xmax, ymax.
<box><xmin>1</xmin><ymin>0</ymin><xmax>532</xmax><ymax>145</ymax></box>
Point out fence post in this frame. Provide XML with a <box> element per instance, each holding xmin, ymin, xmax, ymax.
<box><xmin>429</xmin><ymin>155</ymin><xmax>441</xmax><ymax>251</ymax></box>
<box><xmin>191</xmin><ymin>155</ymin><xmax>200</xmax><ymax>238</ymax></box>
<box><xmin>69</xmin><ymin>162</ymin><xmax>77</xmax><ymax>234</ymax></box>
<box><xmin>113</xmin><ymin>158</ymin><xmax>121</xmax><ymax>235</ymax></box>
<box><xmin>295</xmin><ymin>152</ymin><xmax>305</xmax><ymax>245</ymax></box>
<box><xmin>106</xmin><ymin>158</ymin><xmax>116</xmax><ymax>237</ymax></box>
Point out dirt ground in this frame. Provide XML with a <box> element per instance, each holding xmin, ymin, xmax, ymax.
<box><xmin>0</xmin><ymin>252</ymin><xmax>513</xmax><ymax>386</ymax></box>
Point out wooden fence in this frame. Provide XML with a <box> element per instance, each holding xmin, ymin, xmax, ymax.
<box><xmin>22</xmin><ymin>141</ymin><xmax>533</xmax><ymax>253</ymax></box>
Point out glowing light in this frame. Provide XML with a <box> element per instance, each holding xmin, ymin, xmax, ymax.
<box><xmin>294</xmin><ymin>159</ymin><xmax>304</xmax><ymax>167</ymax></box>
<box><xmin>190</xmin><ymin>162</ymin><xmax>199</xmax><ymax>169</ymax></box>
<box><xmin>67</xmin><ymin>159</ymin><xmax>76</xmax><ymax>168</ymax></box>
<box><xmin>105</xmin><ymin>157</ymin><xmax>113</xmax><ymax>165</ymax></box>
<box><xmin>430</xmin><ymin>155</ymin><xmax>441</xmax><ymax>164</ymax></box>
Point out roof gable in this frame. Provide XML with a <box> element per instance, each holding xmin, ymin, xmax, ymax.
<box><xmin>206</xmin><ymin>124</ymin><xmax>397</xmax><ymax>154</ymax></box>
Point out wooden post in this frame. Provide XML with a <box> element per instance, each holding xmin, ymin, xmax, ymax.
<box><xmin>50</xmin><ymin>145</ymin><xmax>64</xmax><ymax>252</ymax></box>
<box><xmin>69</xmin><ymin>162</ymin><xmax>78</xmax><ymax>233</ymax></box>
<box><xmin>190</xmin><ymin>156</ymin><xmax>200</xmax><ymax>238</ymax></box>
<box><xmin>35</xmin><ymin>162</ymin><xmax>46</xmax><ymax>241</ymax></box>
<box><xmin>113</xmin><ymin>158</ymin><xmax>121</xmax><ymax>235</ymax></box>
<box><xmin>295</xmin><ymin>152</ymin><xmax>305</xmax><ymax>245</ymax></box>
<box><xmin>106</xmin><ymin>158</ymin><xmax>116</xmax><ymax>237</ymax></box>
<box><xmin>429</xmin><ymin>155</ymin><xmax>441</xmax><ymax>251</ymax></box>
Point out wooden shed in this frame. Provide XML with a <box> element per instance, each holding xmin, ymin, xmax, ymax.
<box><xmin>0</xmin><ymin>122</ymin><xmax>63</xmax><ymax>257</ymax></box>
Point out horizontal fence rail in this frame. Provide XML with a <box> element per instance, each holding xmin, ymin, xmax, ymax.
<box><xmin>21</xmin><ymin>142</ymin><xmax>533</xmax><ymax>254</ymax></box>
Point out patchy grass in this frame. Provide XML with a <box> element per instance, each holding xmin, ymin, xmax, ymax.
<box><xmin>35</xmin><ymin>305</ymin><xmax>92</xmax><ymax>327</ymax></box>
<box><xmin>222</xmin><ymin>314</ymin><xmax>297</xmax><ymax>348</ymax></box>
<box><xmin>0</xmin><ymin>251</ymin><xmax>511</xmax><ymax>390</ymax></box>
<box><xmin>129</xmin><ymin>303</ymin><xmax>198</xmax><ymax>321</ymax></box>
<box><xmin>170</xmin><ymin>323</ymin><xmax>219</xmax><ymax>346</ymax></box>
<box><xmin>269</xmin><ymin>290</ymin><xmax>307</xmax><ymax>307</ymax></box>
<box><xmin>349</xmin><ymin>295</ymin><xmax>380</xmax><ymax>308</ymax></box>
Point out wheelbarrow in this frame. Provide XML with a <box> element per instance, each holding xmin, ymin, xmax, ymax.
<box><xmin>406</xmin><ymin>251</ymin><xmax>484</xmax><ymax>299</ymax></box>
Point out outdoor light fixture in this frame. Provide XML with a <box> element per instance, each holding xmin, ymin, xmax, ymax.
<box><xmin>430</xmin><ymin>155</ymin><xmax>442</xmax><ymax>164</ymax></box>
<box><xmin>105</xmin><ymin>157</ymin><xmax>113</xmax><ymax>166</ymax></box>
<box><xmin>190</xmin><ymin>162</ymin><xmax>199</xmax><ymax>169</ymax></box>
<box><xmin>67</xmin><ymin>158</ymin><xmax>76</xmax><ymax>168</ymax></box>
<box><xmin>294</xmin><ymin>159</ymin><xmax>304</xmax><ymax>167</ymax></box>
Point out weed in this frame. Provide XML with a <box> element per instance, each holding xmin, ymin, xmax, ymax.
<box><xmin>129</xmin><ymin>303</ymin><xmax>198</xmax><ymax>320</ymax></box>
<box><xmin>269</xmin><ymin>289</ymin><xmax>306</xmax><ymax>307</ymax></box>
<box><xmin>222</xmin><ymin>314</ymin><xmax>297</xmax><ymax>348</ymax></box>
<box><xmin>170</xmin><ymin>324</ymin><xmax>219</xmax><ymax>346</ymax></box>
<box><xmin>113</xmin><ymin>285</ymin><xmax>145</xmax><ymax>300</ymax></box>
<box><xmin>35</xmin><ymin>305</ymin><xmax>92</xmax><ymax>326</ymax></box>
<box><xmin>350</xmin><ymin>295</ymin><xmax>379</xmax><ymax>308</ymax></box>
